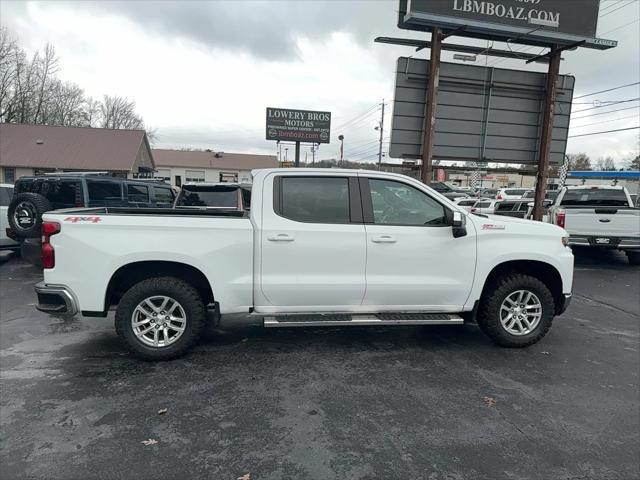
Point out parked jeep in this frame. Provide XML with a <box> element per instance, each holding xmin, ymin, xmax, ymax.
<box><xmin>8</xmin><ymin>173</ymin><xmax>176</xmax><ymax>240</ymax></box>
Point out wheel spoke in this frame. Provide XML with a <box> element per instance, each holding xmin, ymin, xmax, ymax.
<box><xmin>139</xmin><ymin>324</ymin><xmax>155</xmax><ymax>335</ymax></box>
<box><xmin>168</xmin><ymin>302</ymin><xmax>180</xmax><ymax>315</ymax></box>
<box><xmin>141</xmin><ymin>300</ymin><xmax>157</xmax><ymax>314</ymax></box>
<box><xmin>504</xmin><ymin>296</ymin><xmax>516</xmax><ymax>307</ymax></box>
<box><xmin>163</xmin><ymin>328</ymin><xmax>169</xmax><ymax>344</ymax></box>
<box><xmin>523</xmin><ymin>292</ymin><xmax>532</xmax><ymax>304</ymax></box>
<box><xmin>159</xmin><ymin>297</ymin><xmax>170</xmax><ymax>312</ymax></box>
<box><xmin>153</xmin><ymin>329</ymin><xmax>159</xmax><ymax>346</ymax></box>
<box><xmin>133</xmin><ymin>318</ymin><xmax>150</xmax><ymax>327</ymax></box>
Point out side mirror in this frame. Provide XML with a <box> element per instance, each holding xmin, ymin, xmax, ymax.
<box><xmin>452</xmin><ymin>211</ymin><xmax>467</xmax><ymax>238</ymax></box>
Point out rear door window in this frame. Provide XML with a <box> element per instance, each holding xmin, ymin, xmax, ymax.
<box><xmin>44</xmin><ymin>180</ymin><xmax>80</xmax><ymax>208</ymax></box>
<box><xmin>504</xmin><ymin>189</ymin><xmax>528</xmax><ymax>196</ymax></box>
<box><xmin>278</xmin><ymin>177</ymin><xmax>351</xmax><ymax>223</ymax></box>
<box><xmin>476</xmin><ymin>202</ymin><xmax>490</xmax><ymax>208</ymax></box>
<box><xmin>127</xmin><ymin>184</ymin><xmax>150</xmax><ymax>204</ymax></box>
<box><xmin>86</xmin><ymin>180</ymin><xmax>123</xmax><ymax>206</ymax></box>
<box><xmin>153</xmin><ymin>186</ymin><xmax>175</xmax><ymax>206</ymax></box>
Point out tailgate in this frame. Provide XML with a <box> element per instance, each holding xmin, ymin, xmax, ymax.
<box><xmin>565</xmin><ymin>208</ymin><xmax>640</xmax><ymax>236</ymax></box>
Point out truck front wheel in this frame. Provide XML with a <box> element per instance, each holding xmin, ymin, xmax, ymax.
<box><xmin>115</xmin><ymin>276</ymin><xmax>206</xmax><ymax>360</ymax></box>
<box><xmin>477</xmin><ymin>273</ymin><xmax>555</xmax><ymax>348</ymax></box>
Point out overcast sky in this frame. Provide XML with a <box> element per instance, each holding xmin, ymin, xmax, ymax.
<box><xmin>1</xmin><ymin>0</ymin><xmax>639</xmax><ymax>166</ymax></box>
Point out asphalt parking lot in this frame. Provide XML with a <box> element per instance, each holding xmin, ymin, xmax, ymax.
<box><xmin>1</xmin><ymin>249</ymin><xmax>638</xmax><ymax>480</ymax></box>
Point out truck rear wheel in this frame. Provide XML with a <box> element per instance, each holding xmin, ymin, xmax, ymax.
<box><xmin>115</xmin><ymin>276</ymin><xmax>206</xmax><ymax>360</ymax></box>
<box><xmin>477</xmin><ymin>273</ymin><xmax>555</xmax><ymax>348</ymax></box>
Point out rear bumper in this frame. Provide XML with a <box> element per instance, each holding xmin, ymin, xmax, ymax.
<box><xmin>34</xmin><ymin>282</ymin><xmax>78</xmax><ymax>317</ymax></box>
<box><xmin>568</xmin><ymin>235</ymin><xmax>640</xmax><ymax>250</ymax></box>
<box><xmin>557</xmin><ymin>293</ymin><xmax>572</xmax><ymax>315</ymax></box>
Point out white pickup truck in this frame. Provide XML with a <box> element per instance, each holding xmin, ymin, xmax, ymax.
<box><xmin>547</xmin><ymin>185</ymin><xmax>640</xmax><ymax>265</ymax></box>
<box><xmin>35</xmin><ymin>169</ymin><xmax>574</xmax><ymax>360</ymax></box>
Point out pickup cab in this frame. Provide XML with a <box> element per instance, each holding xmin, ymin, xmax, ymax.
<box><xmin>34</xmin><ymin>169</ymin><xmax>574</xmax><ymax>360</ymax></box>
<box><xmin>547</xmin><ymin>185</ymin><xmax>640</xmax><ymax>265</ymax></box>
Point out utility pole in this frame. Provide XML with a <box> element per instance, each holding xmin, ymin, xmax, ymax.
<box><xmin>532</xmin><ymin>46</ymin><xmax>561</xmax><ymax>221</ymax></box>
<box><xmin>311</xmin><ymin>144</ymin><xmax>317</xmax><ymax>166</ymax></box>
<box><xmin>421</xmin><ymin>27</ymin><xmax>442</xmax><ymax>185</ymax></box>
<box><xmin>285</xmin><ymin>148</ymin><xmax>288</xmax><ymax>162</ymax></box>
<box><xmin>377</xmin><ymin>99</ymin><xmax>385</xmax><ymax>170</ymax></box>
<box><xmin>294</xmin><ymin>141</ymin><xmax>300</xmax><ymax>167</ymax></box>
<box><xmin>338</xmin><ymin>135</ymin><xmax>344</xmax><ymax>166</ymax></box>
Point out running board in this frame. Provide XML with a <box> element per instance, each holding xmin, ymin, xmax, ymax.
<box><xmin>263</xmin><ymin>313</ymin><xmax>464</xmax><ymax>328</ymax></box>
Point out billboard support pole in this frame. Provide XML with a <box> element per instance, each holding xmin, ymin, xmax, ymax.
<box><xmin>294</xmin><ymin>141</ymin><xmax>301</xmax><ymax>167</ymax></box>
<box><xmin>420</xmin><ymin>27</ymin><xmax>442</xmax><ymax>185</ymax></box>
<box><xmin>533</xmin><ymin>47</ymin><xmax>561</xmax><ymax>221</ymax></box>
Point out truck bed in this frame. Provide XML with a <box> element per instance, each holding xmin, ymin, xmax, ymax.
<box><xmin>51</xmin><ymin>206</ymin><xmax>247</xmax><ymax>217</ymax></box>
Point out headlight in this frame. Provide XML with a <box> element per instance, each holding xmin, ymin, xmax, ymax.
<box><xmin>562</xmin><ymin>236</ymin><xmax>570</xmax><ymax>247</ymax></box>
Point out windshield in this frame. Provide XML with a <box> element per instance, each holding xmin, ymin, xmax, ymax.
<box><xmin>176</xmin><ymin>185</ymin><xmax>238</xmax><ymax>208</ymax></box>
<box><xmin>560</xmin><ymin>188</ymin><xmax>629</xmax><ymax>207</ymax></box>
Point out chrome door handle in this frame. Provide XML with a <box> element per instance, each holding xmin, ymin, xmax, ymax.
<box><xmin>267</xmin><ymin>233</ymin><xmax>295</xmax><ymax>242</ymax></box>
<box><xmin>372</xmin><ymin>235</ymin><xmax>397</xmax><ymax>243</ymax></box>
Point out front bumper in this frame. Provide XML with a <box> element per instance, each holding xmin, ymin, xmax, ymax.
<box><xmin>34</xmin><ymin>282</ymin><xmax>78</xmax><ymax>317</ymax></box>
<box><xmin>557</xmin><ymin>293</ymin><xmax>572</xmax><ymax>315</ymax></box>
<box><xmin>568</xmin><ymin>235</ymin><xmax>640</xmax><ymax>250</ymax></box>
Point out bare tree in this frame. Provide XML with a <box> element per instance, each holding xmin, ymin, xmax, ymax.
<box><xmin>566</xmin><ymin>153</ymin><xmax>592</xmax><ymax>171</ymax></box>
<box><xmin>595</xmin><ymin>156</ymin><xmax>617</xmax><ymax>171</ymax></box>
<box><xmin>1</xmin><ymin>27</ymin><xmax>151</xmax><ymax>135</ymax></box>
<box><xmin>98</xmin><ymin>95</ymin><xmax>144</xmax><ymax>130</ymax></box>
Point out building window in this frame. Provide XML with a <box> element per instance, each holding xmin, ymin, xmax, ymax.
<box><xmin>3</xmin><ymin>167</ymin><xmax>16</xmax><ymax>184</ymax></box>
<box><xmin>185</xmin><ymin>170</ymin><xmax>205</xmax><ymax>183</ymax></box>
<box><xmin>220</xmin><ymin>172</ymin><xmax>238</xmax><ymax>183</ymax></box>
<box><xmin>156</xmin><ymin>169</ymin><xmax>171</xmax><ymax>182</ymax></box>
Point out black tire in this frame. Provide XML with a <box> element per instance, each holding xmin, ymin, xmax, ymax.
<box><xmin>477</xmin><ymin>273</ymin><xmax>555</xmax><ymax>348</ymax></box>
<box><xmin>8</xmin><ymin>193</ymin><xmax>52</xmax><ymax>239</ymax></box>
<box><xmin>626</xmin><ymin>251</ymin><xmax>640</xmax><ymax>266</ymax></box>
<box><xmin>115</xmin><ymin>276</ymin><xmax>206</xmax><ymax>360</ymax></box>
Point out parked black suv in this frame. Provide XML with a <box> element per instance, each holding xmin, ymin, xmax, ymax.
<box><xmin>8</xmin><ymin>174</ymin><xmax>175</xmax><ymax>240</ymax></box>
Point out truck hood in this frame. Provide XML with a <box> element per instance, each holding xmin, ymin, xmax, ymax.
<box><xmin>467</xmin><ymin>212</ymin><xmax>567</xmax><ymax>237</ymax></box>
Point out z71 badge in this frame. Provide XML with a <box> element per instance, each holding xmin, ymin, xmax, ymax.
<box><xmin>63</xmin><ymin>216</ymin><xmax>102</xmax><ymax>223</ymax></box>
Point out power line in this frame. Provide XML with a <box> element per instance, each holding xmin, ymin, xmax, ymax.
<box><xmin>572</xmin><ymin>97</ymin><xmax>640</xmax><ymax>113</ymax></box>
<box><xmin>574</xmin><ymin>81</ymin><xmax>640</xmax><ymax>99</ymax></box>
<box><xmin>333</xmin><ymin>103</ymin><xmax>379</xmax><ymax>131</ymax></box>
<box><xmin>571</xmin><ymin>105</ymin><xmax>639</xmax><ymax>120</ymax></box>
<box><xmin>600</xmin><ymin>18</ymin><xmax>640</xmax><ymax>36</ymax></box>
<box><xmin>568</xmin><ymin>126</ymin><xmax>639</xmax><ymax>138</ymax></box>
<box><xmin>599</xmin><ymin>0</ymin><xmax>626</xmax><ymax>15</ymax></box>
<box><xmin>599</xmin><ymin>0</ymin><xmax>636</xmax><ymax>18</ymax></box>
<box><xmin>570</xmin><ymin>114</ymin><xmax>640</xmax><ymax>128</ymax></box>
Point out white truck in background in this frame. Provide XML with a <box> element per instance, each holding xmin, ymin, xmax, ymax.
<box><xmin>35</xmin><ymin>169</ymin><xmax>574</xmax><ymax>360</ymax></box>
<box><xmin>547</xmin><ymin>185</ymin><xmax>640</xmax><ymax>265</ymax></box>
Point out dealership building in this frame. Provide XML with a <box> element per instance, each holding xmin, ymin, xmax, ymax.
<box><xmin>0</xmin><ymin>123</ymin><xmax>277</xmax><ymax>185</ymax></box>
<box><xmin>151</xmin><ymin>149</ymin><xmax>278</xmax><ymax>186</ymax></box>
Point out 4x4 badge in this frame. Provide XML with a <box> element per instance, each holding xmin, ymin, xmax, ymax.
<box><xmin>63</xmin><ymin>216</ymin><xmax>102</xmax><ymax>223</ymax></box>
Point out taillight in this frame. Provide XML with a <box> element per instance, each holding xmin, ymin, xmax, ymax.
<box><xmin>497</xmin><ymin>195</ymin><xmax>503</xmax><ymax>200</ymax></box>
<box><xmin>471</xmin><ymin>208</ymin><xmax>477</xmax><ymax>212</ymax></box>
<box><xmin>556</xmin><ymin>211</ymin><xmax>566</xmax><ymax>228</ymax></box>
<box><xmin>41</xmin><ymin>221</ymin><xmax>61</xmax><ymax>269</ymax></box>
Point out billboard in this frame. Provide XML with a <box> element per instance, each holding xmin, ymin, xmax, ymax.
<box><xmin>398</xmin><ymin>0</ymin><xmax>616</xmax><ymax>50</ymax></box>
<box><xmin>266</xmin><ymin>107</ymin><xmax>331</xmax><ymax>144</ymax></box>
<box><xmin>388</xmin><ymin>57</ymin><xmax>575</xmax><ymax>165</ymax></box>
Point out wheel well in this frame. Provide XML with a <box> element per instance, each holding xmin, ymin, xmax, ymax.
<box><xmin>482</xmin><ymin>260</ymin><xmax>564</xmax><ymax>315</ymax></box>
<box><xmin>105</xmin><ymin>261</ymin><xmax>214</xmax><ymax>311</ymax></box>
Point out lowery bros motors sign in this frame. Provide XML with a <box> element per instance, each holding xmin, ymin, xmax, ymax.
<box><xmin>266</xmin><ymin>107</ymin><xmax>331</xmax><ymax>144</ymax></box>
